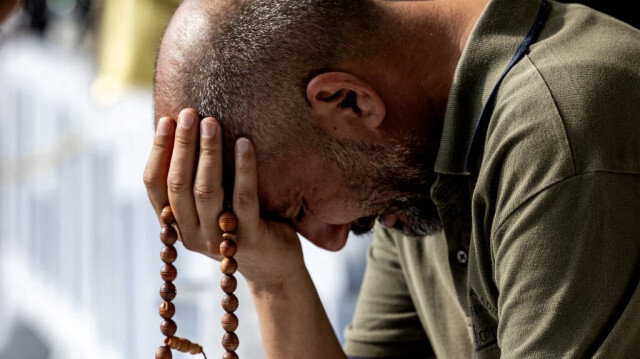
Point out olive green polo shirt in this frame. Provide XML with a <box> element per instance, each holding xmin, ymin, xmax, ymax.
<box><xmin>344</xmin><ymin>0</ymin><xmax>640</xmax><ymax>358</ymax></box>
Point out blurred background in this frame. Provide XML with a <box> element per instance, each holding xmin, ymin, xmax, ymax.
<box><xmin>0</xmin><ymin>1</ymin><xmax>371</xmax><ymax>358</ymax></box>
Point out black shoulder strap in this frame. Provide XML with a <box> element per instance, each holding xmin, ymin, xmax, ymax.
<box><xmin>464</xmin><ymin>0</ymin><xmax>549</xmax><ymax>173</ymax></box>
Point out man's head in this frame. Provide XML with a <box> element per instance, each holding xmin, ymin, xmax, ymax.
<box><xmin>155</xmin><ymin>0</ymin><xmax>385</xmax><ymax>157</ymax></box>
<box><xmin>155</xmin><ymin>0</ymin><xmax>459</xmax><ymax>249</ymax></box>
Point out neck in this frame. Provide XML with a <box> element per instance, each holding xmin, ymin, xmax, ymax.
<box><xmin>341</xmin><ymin>0</ymin><xmax>489</xmax><ymax>134</ymax></box>
<box><xmin>390</xmin><ymin>0</ymin><xmax>489</xmax><ymax>119</ymax></box>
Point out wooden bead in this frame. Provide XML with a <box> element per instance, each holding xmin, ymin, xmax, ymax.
<box><xmin>167</xmin><ymin>336</ymin><xmax>202</xmax><ymax>354</ymax></box>
<box><xmin>160</xmin><ymin>319</ymin><xmax>177</xmax><ymax>337</ymax></box>
<box><xmin>161</xmin><ymin>246</ymin><xmax>178</xmax><ymax>263</ymax></box>
<box><xmin>222</xmin><ymin>332</ymin><xmax>239</xmax><ymax>352</ymax></box>
<box><xmin>160</xmin><ymin>225</ymin><xmax>178</xmax><ymax>245</ymax></box>
<box><xmin>221</xmin><ymin>313</ymin><xmax>239</xmax><ymax>332</ymax></box>
<box><xmin>161</xmin><ymin>264</ymin><xmax>178</xmax><ymax>282</ymax></box>
<box><xmin>222</xmin><ymin>232</ymin><xmax>237</xmax><ymax>240</ymax></box>
<box><xmin>161</xmin><ymin>206</ymin><xmax>175</xmax><ymax>224</ymax></box>
<box><xmin>221</xmin><ymin>257</ymin><xmax>238</xmax><ymax>275</ymax></box>
<box><xmin>222</xmin><ymin>294</ymin><xmax>239</xmax><ymax>313</ymax></box>
<box><xmin>167</xmin><ymin>336</ymin><xmax>183</xmax><ymax>350</ymax></box>
<box><xmin>189</xmin><ymin>344</ymin><xmax>201</xmax><ymax>355</ymax></box>
<box><xmin>218</xmin><ymin>212</ymin><xmax>237</xmax><ymax>232</ymax></box>
<box><xmin>157</xmin><ymin>205</ymin><xmax>208</xmax><ymax>359</ymax></box>
<box><xmin>159</xmin><ymin>301</ymin><xmax>175</xmax><ymax>319</ymax></box>
<box><xmin>220</xmin><ymin>239</ymin><xmax>237</xmax><ymax>257</ymax></box>
<box><xmin>222</xmin><ymin>351</ymin><xmax>239</xmax><ymax>359</ymax></box>
<box><xmin>160</xmin><ymin>282</ymin><xmax>177</xmax><ymax>301</ymax></box>
<box><xmin>220</xmin><ymin>275</ymin><xmax>237</xmax><ymax>294</ymax></box>
<box><xmin>155</xmin><ymin>345</ymin><xmax>172</xmax><ymax>359</ymax></box>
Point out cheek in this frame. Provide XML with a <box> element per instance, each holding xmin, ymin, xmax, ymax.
<box><xmin>258</xmin><ymin>155</ymin><xmax>367</xmax><ymax>222</ymax></box>
<box><xmin>309</xmin><ymin>183</ymin><xmax>365</xmax><ymax>223</ymax></box>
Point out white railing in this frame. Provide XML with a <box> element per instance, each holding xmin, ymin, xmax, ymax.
<box><xmin>0</xmin><ymin>35</ymin><xmax>369</xmax><ymax>359</ymax></box>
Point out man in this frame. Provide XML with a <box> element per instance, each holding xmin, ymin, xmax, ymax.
<box><xmin>144</xmin><ymin>0</ymin><xmax>640</xmax><ymax>357</ymax></box>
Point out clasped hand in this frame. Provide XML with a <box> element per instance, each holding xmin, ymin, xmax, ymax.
<box><xmin>143</xmin><ymin>108</ymin><xmax>304</xmax><ymax>290</ymax></box>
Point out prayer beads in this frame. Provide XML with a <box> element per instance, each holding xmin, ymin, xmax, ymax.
<box><xmin>218</xmin><ymin>212</ymin><xmax>240</xmax><ymax>359</ymax></box>
<box><xmin>156</xmin><ymin>205</ymin><xmax>207</xmax><ymax>359</ymax></box>
<box><xmin>155</xmin><ymin>205</ymin><xmax>239</xmax><ymax>358</ymax></box>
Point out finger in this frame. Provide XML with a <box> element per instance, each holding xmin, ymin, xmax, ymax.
<box><xmin>143</xmin><ymin>116</ymin><xmax>176</xmax><ymax>220</ymax></box>
<box><xmin>194</xmin><ymin>118</ymin><xmax>224</xmax><ymax>229</ymax></box>
<box><xmin>167</xmin><ymin>108</ymin><xmax>201</xmax><ymax>246</ymax></box>
<box><xmin>233</xmin><ymin>138</ymin><xmax>261</xmax><ymax>235</ymax></box>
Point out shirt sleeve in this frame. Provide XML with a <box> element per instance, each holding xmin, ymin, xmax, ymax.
<box><xmin>344</xmin><ymin>226</ymin><xmax>435</xmax><ymax>358</ymax></box>
<box><xmin>491</xmin><ymin>171</ymin><xmax>640</xmax><ymax>358</ymax></box>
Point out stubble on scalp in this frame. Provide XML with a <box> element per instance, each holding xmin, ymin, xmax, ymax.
<box><xmin>155</xmin><ymin>0</ymin><xmax>385</xmax><ymax>159</ymax></box>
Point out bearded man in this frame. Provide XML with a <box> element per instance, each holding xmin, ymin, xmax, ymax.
<box><xmin>143</xmin><ymin>0</ymin><xmax>640</xmax><ymax>357</ymax></box>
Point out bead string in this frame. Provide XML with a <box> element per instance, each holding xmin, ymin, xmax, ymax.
<box><xmin>218</xmin><ymin>212</ymin><xmax>240</xmax><ymax>359</ymax></box>
<box><xmin>156</xmin><ymin>205</ymin><xmax>208</xmax><ymax>359</ymax></box>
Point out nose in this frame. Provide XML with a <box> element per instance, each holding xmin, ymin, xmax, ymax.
<box><xmin>380</xmin><ymin>213</ymin><xmax>399</xmax><ymax>228</ymax></box>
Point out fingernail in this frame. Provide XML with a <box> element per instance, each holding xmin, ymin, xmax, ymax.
<box><xmin>157</xmin><ymin>117</ymin><xmax>171</xmax><ymax>136</ymax></box>
<box><xmin>201</xmin><ymin>120</ymin><xmax>216</xmax><ymax>138</ymax></box>
<box><xmin>236</xmin><ymin>139</ymin><xmax>250</xmax><ymax>154</ymax></box>
<box><xmin>179</xmin><ymin>110</ymin><xmax>196</xmax><ymax>129</ymax></box>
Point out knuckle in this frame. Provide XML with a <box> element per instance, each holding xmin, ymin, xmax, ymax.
<box><xmin>167</xmin><ymin>176</ymin><xmax>189</xmax><ymax>194</ymax></box>
<box><xmin>199</xmin><ymin>145</ymin><xmax>218</xmax><ymax>158</ymax></box>
<box><xmin>152</xmin><ymin>139</ymin><xmax>168</xmax><ymax>153</ymax></box>
<box><xmin>235</xmin><ymin>161</ymin><xmax>254</xmax><ymax>176</ymax></box>
<box><xmin>236</xmin><ymin>189</ymin><xmax>255</xmax><ymax>207</ymax></box>
<box><xmin>142</xmin><ymin>169</ymin><xmax>159</xmax><ymax>189</ymax></box>
<box><xmin>174</xmin><ymin>135</ymin><xmax>193</xmax><ymax>148</ymax></box>
<box><xmin>142</xmin><ymin>171</ymin><xmax>156</xmax><ymax>189</ymax></box>
<box><xmin>193</xmin><ymin>184</ymin><xmax>219</xmax><ymax>200</ymax></box>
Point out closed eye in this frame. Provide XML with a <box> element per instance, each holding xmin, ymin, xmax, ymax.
<box><xmin>295</xmin><ymin>198</ymin><xmax>307</xmax><ymax>222</ymax></box>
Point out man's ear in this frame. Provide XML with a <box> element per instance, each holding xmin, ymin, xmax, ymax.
<box><xmin>306</xmin><ymin>72</ymin><xmax>386</xmax><ymax>140</ymax></box>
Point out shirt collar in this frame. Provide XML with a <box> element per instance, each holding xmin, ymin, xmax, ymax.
<box><xmin>434</xmin><ymin>0</ymin><xmax>545</xmax><ymax>175</ymax></box>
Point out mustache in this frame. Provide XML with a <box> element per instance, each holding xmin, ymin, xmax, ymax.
<box><xmin>350</xmin><ymin>194</ymin><xmax>443</xmax><ymax>238</ymax></box>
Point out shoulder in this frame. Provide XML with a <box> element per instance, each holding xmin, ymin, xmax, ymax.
<box><xmin>527</xmin><ymin>1</ymin><xmax>640</xmax><ymax>173</ymax></box>
<box><xmin>476</xmin><ymin>4</ymin><xmax>640</xmax><ymax>230</ymax></box>
<box><xmin>477</xmin><ymin>54</ymin><xmax>573</xmax><ymax>232</ymax></box>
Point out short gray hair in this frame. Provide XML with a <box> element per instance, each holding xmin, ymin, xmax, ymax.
<box><xmin>155</xmin><ymin>0</ymin><xmax>384</xmax><ymax>161</ymax></box>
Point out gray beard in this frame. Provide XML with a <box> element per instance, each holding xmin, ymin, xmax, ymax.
<box><xmin>325</xmin><ymin>129</ymin><xmax>443</xmax><ymax>238</ymax></box>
